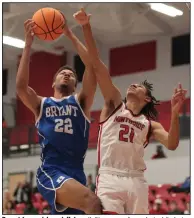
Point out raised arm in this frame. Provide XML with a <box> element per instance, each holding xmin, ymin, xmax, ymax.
<box><xmin>151</xmin><ymin>83</ymin><xmax>187</xmax><ymax>150</ymax></box>
<box><xmin>74</xmin><ymin>9</ymin><xmax>122</xmax><ymax>108</ymax></box>
<box><xmin>16</xmin><ymin>19</ymin><xmax>42</xmax><ymax>119</ymax></box>
<box><xmin>62</xmin><ymin>15</ymin><xmax>97</xmax><ymax>118</ymax></box>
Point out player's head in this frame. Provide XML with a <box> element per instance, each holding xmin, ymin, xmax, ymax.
<box><xmin>87</xmin><ymin>174</ymin><xmax>93</xmax><ymax>184</ymax></box>
<box><xmin>126</xmin><ymin>80</ymin><xmax>160</xmax><ymax>120</ymax></box>
<box><xmin>169</xmin><ymin>201</ymin><xmax>178</xmax><ymax>211</ymax></box>
<box><xmin>52</xmin><ymin>65</ymin><xmax>78</xmax><ymax>94</ymax></box>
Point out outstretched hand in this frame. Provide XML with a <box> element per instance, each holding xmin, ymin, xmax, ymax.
<box><xmin>171</xmin><ymin>83</ymin><xmax>187</xmax><ymax>115</ymax></box>
<box><xmin>24</xmin><ymin>19</ymin><xmax>36</xmax><ymax>47</ymax></box>
<box><xmin>73</xmin><ymin>8</ymin><xmax>91</xmax><ymax>26</ymax></box>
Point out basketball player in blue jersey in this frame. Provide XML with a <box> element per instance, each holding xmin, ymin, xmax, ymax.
<box><xmin>16</xmin><ymin>18</ymin><xmax>102</xmax><ymax>214</ymax></box>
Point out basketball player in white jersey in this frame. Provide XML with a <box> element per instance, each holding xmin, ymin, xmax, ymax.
<box><xmin>73</xmin><ymin>9</ymin><xmax>188</xmax><ymax>214</ymax></box>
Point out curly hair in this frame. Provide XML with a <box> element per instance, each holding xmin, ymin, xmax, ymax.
<box><xmin>124</xmin><ymin>80</ymin><xmax>160</xmax><ymax>120</ymax></box>
<box><xmin>140</xmin><ymin>80</ymin><xmax>160</xmax><ymax>120</ymax></box>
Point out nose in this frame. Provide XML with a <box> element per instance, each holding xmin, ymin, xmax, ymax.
<box><xmin>64</xmin><ymin>73</ymin><xmax>70</xmax><ymax>78</ymax></box>
<box><xmin>130</xmin><ymin>84</ymin><xmax>137</xmax><ymax>89</ymax></box>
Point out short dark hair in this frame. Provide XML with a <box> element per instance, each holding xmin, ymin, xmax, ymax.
<box><xmin>140</xmin><ymin>80</ymin><xmax>160</xmax><ymax>120</ymax></box>
<box><xmin>53</xmin><ymin>65</ymin><xmax>78</xmax><ymax>87</ymax></box>
<box><xmin>88</xmin><ymin>174</ymin><xmax>92</xmax><ymax>178</ymax></box>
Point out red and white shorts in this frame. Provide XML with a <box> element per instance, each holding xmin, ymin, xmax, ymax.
<box><xmin>96</xmin><ymin>173</ymin><xmax>149</xmax><ymax>214</ymax></box>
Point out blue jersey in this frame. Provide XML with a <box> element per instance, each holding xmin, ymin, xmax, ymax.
<box><xmin>36</xmin><ymin>94</ymin><xmax>90</xmax><ymax>170</ymax></box>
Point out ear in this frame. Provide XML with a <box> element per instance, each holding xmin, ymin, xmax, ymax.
<box><xmin>145</xmin><ymin>96</ymin><xmax>151</xmax><ymax>103</ymax></box>
<box><xmin>52</xmin><ymin>82</ymin><xmax>55</xmax><ymax>88</ymax></box>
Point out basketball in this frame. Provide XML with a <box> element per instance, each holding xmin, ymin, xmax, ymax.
<box><xmin>32</xmin><ymin>8</ymin><xmax>65</xmax><ymax>41</ymax></box>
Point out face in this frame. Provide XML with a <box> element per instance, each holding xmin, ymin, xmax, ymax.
<box><xmin>170</xmin><ymin>202</ymin><xmax>177</xmax><ymax>211</ymax></box>
<box><xmin>187</xmin><ymin>202</ymin><xmax>190</xmax><ymax>211</ymax></box>
<box><xmin>87</xmin><ymin>176</ymin><xmax>92</xmax><ymax>183</ymax></box>
<box><xmin>54</xmin><ymin>69</ymin><xmax>77</xmax><ymax>92</ymax></box>
<box><xmin>157</xmin><ymin>146</ymin><xmax>162</xmax><ymax>152</ymax></box>
<box><xmin>126</xmin><ymin>84</ymin><xmax>150</xmax><ymax>103</ymax></box>
<box><xmin>155</xmin><ymin>203</ymin><xmax>161</xmax><ymax>210</ymax></box>
<box><xmin>7</xmin><ymin>202</ymin><xmax>12</xmax><ymax>209</ymax></box>
<box><xmin>4</xmin><ymin>191</ymin><xmax>10</xmax><ymax>199</ymax></box>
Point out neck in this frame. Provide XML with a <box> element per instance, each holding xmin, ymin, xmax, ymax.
<box><xmin>54</xmin><ymin>89</ymin><xmax>72</xmax><ymax>99</ymax></box>
<box><xmin>126</xmin><ymin>99</ymin><xmax>143</xmax><ymax>115</ymax></box>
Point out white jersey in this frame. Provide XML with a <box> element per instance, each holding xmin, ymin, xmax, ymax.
<box><xmin>97</xmin><ymin>102</ymin><xmax>151</xmax><ymax>176</ymax></box>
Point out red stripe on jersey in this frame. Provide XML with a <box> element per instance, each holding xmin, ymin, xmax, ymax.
<box><xmin>95</xmin><ymin>174</ymin><xmax>100</xmax><ymax>195</ymax></box>
<box><xmin>144</xmin><ymin>119</ymin><xmax>152</xmax><ymax>148</ymax></box>
<box><xmin>97</xmin><ymin>125</ymin><xmax>103</xmax><ymax>167</ymax></box>
<box><xmin>99</xmin><ymin>102</ymin><xmax>123</xmax><ymax>125</ymax></box>
<box><xmin>103</xmin><ymin>211</ymin><xmax>119</xmax><ymax>214</ymax></box>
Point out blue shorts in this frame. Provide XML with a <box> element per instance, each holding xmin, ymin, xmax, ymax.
<box><xmin>36</xmin><ymin>165</ymin><xmax>86</xmax><ymax>214</ymax></box>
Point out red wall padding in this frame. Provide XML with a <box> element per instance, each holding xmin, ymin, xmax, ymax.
<box><xmin>16</xmin><ymin>51</ymin><xmax>66</xmax><ymax>125</ymax></box>
<box><xmin>10</xmin><ymin>98</ymin><xmax>190</xmax><ymax>147</ymax></box>
<box><xmin>110</xmin><ymin>41</ymin><xmax>156</xmax><ymax>76</ymax></box>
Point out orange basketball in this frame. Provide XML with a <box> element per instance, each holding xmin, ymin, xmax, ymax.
<box><xmin>32</xmin><ymin>8</ymin><xmax>65</xmax><ymax>41</ymax></box>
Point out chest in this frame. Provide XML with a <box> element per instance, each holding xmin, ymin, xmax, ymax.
<box><xmin>40</xmin><ymin>101</ymin><xmax>86</xmax><ymax>135</ymax></box>
<box><xmin>104</xmin><ymin>110</ymin><xmax>149</xmax><ymax>144</ymax></box>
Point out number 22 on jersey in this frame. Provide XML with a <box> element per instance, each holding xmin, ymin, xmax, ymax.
<box><xmin>55</xmin><ymin>118</ymin><xmax>73</xmax><ymax>134</ymax></box>
<box><xmin>119</xmin><ymin>124</ymin><xmax>135</xmax><ymax>143</ymax></box>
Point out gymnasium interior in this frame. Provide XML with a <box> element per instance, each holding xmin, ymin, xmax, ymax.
<box><xmin>2</xmin><ymin>2</ymin><xmax>190</xmax><ymax>215</ymax></box>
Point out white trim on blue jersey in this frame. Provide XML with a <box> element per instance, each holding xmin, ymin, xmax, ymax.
<box><xmin>74</xmin><ymin>94</ymin><xmax>91</xmax><ymax>123</ymax></box>
<box><xmin>35</xmin><ymin>97</ymin><xmax>46</xmax><ymax>126</ymax></box>
<box><xmin>50</xmin><ymin>96</ymin><xmax>71</xmax><ymax>102</ymax></box>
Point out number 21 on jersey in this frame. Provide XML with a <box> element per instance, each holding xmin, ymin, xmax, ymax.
<box><xmin>119</xmin><ymin>124</ymin><xmax>135</xmax><ymax>143</ymax></box>
<box><xmin>55</xmin><ymin>118</ymin><xmax>73</xmax><ymax>134</ymax></box>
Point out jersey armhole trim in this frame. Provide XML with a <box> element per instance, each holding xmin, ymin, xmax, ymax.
<box><xmin>144</xmin><ymin>119</ymin><xmax>152</xmax><ymax>148</ymax></box>
<box><xmin>74</xmin><ymin>94</ymin><xmax>91</xmax><ymax>123</ymax></box>
<box><xmin>103</xmin><ymin>211</ymin><xmax>119</xmax><ymax>215</ymax></box>
<box><xmin>35</xmin><ymin>97</ymin><xmax>46</xmax><ymax>126</ymax></box>
<box><xmin>99</xmin><ymin>102</ymin><xmax>123</xmax><ymax>125</ymax></box>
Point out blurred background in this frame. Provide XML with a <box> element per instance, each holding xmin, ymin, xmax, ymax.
<box><xmin>2</xmin><ymin>2</ymin><xmax>190</xmax><ymax>215</ymax></box>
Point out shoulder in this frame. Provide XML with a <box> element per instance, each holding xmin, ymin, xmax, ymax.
<box><xmin>100</xmin><ymin>101</ymin><xmax>124</xmax><ymax>123</ymax></box>
<box><xmin>38</xmin><ymin>96</ymin><xmax>47</xmax><ymax>105</ymax></box>
<box><xmin>38</xmin><ymin>96</ymin><xmax>44</xmax><ymax>101</ymax></box>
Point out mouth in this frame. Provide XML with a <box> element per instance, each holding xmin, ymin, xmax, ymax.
<box><xmin>128</xmin><ymin>87</ymin><xmax>136</xmax><ymax>92</ymax></box>
<box><xmin>62</xmin><ymin>77</ymin><xmax>69</xmax><ymax>82</ymax></box>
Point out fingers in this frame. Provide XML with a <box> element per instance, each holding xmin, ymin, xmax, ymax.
<box><xmin>173</xmin><ymin>93</ymin><xmax>184</xmax><ymax>100</ymax></box>
<box><xmin>24</xmin><ymin>19</ymin><xmax>32</xmax><ymax>26</ymax></box>
<box><xmin>80</xmin><ymin>7</ymin><xmax>85</xmax><ymax>14</ymax></box>
<box><xmin>174</xmin><ymin>83</ymin><xmax>187</xmax><ymax>95</ymax></box>
<box><xmin>74</xmin><ymin>8</ymin><xmax>91</xmax><ymax>19</ymax></box>
<box><xmin>173</xmin><ymin>88</ymin><xmax>187</xmax><ymax>98</ymax></box>
<box><xmin>178</xmin><ymin>83</ymin><xmax>182</xmax><ymax>90</ymax></box>
<box><xmin>24</xmin><ymin>19</ymin><xmax>36</xmax><ymax>36</ymax></box>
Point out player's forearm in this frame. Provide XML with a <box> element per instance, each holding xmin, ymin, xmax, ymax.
<box><xmin>82</xmin><ymin>23</ymin><xmax>100</xmax><ymax>66</ymax></box>
<box><xmin>82</xmin><ymin>23</ymin><xmax>121</xmax><ymax>105</ymax></box>
<box><xmin>167</xmin><ymin>112</ymin><xmax>180</xmax><ymax>150</ymax></box>
<box><xmin>16</xmin><ymin>45</ymin><xmax>31</xmax><ymax>90</ymax></box>
<box><xmin>65</xmin><ymin>29</ymin><xmax>91</xmax><ymax>68</ymax></box>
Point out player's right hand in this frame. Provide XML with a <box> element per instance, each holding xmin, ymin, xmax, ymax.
<box><xmin>73</xmin><ymin>8</ymin><xmax>91</xmax><ymax>26</ymax></box>
<box><xmin>24</xmin><ymin>19</ymin><xmax>36</xmax><ymax>47</ymax></box>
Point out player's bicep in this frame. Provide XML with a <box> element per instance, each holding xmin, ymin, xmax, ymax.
<box><xmin>93</xmin><ymin>59</ymin><xmax>122</xmax><ymax>107</ymax></box>
<box><xmin>151</xmin><ymin>121</ymin><xmax>169</xmax><ymax>148</ymax></box>
<box><xmin>17</xmin><ymin>86</ymin><xmax>42</xmax><ymax>117</ymax></box>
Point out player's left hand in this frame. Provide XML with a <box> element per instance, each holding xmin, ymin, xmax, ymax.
<box><xmin>171</xmin><ymin>83</ymin><xmax>187</xmax><ymax>115</ymax></box>
<box><xmin>73</xmin><ymin>8</ymin><xmax>91</xmax><ymax>26</ymax></box>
